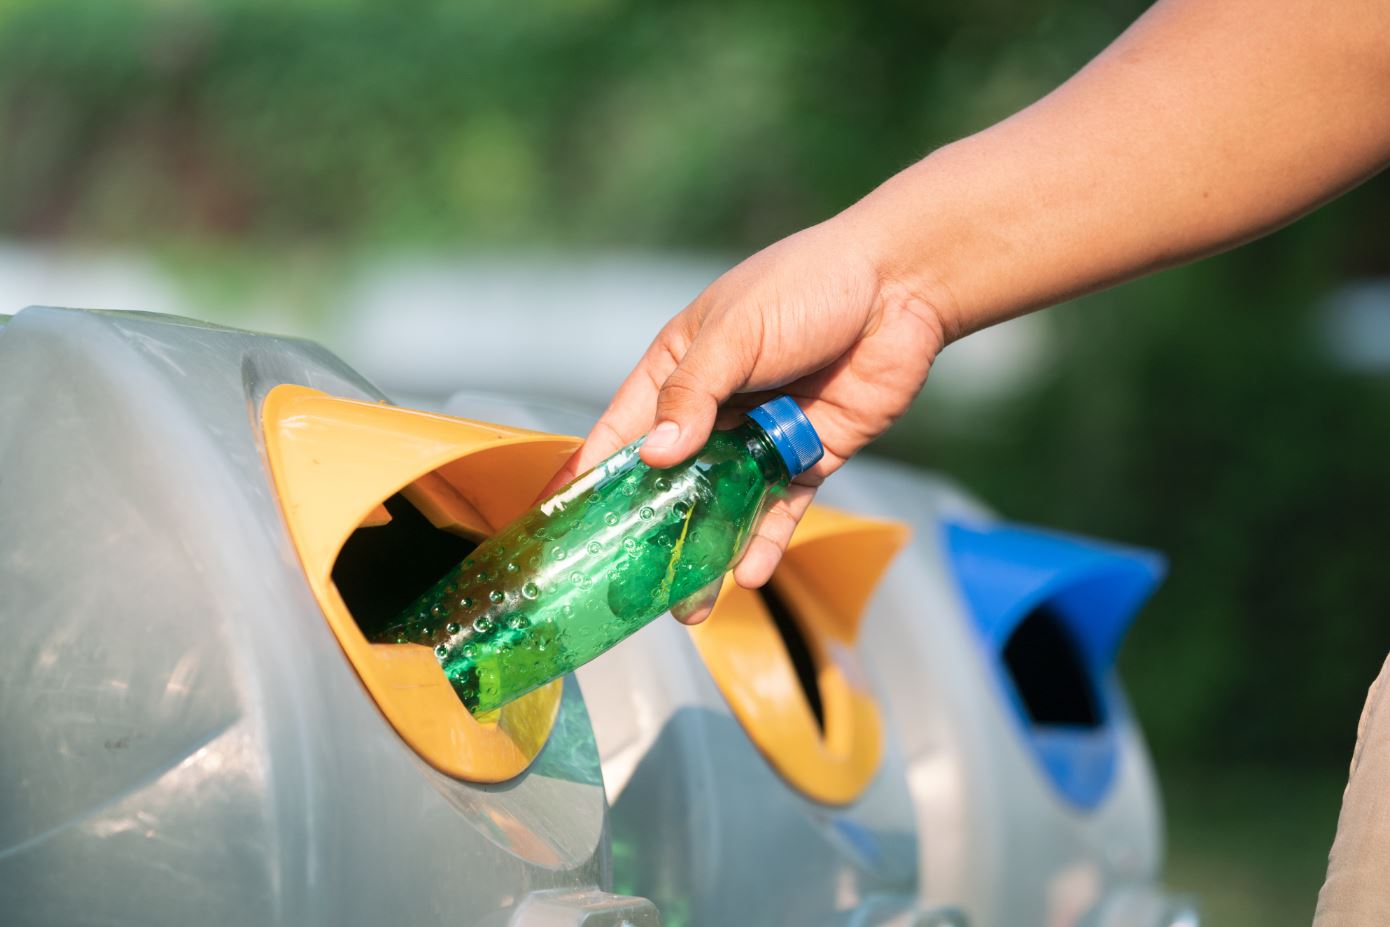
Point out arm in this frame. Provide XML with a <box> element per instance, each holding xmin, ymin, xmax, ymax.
<box><xmin>551</xmin><ymin>0</ymin><xmax>1390</xmax><ymax>601</ymax></box>
<box><xmin>857</xmin><ymin>0</ymin><xmax>1390</xmax><ymax>339</ymax></box>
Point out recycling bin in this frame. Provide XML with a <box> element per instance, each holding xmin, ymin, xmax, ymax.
<box><xmin>0</xmin><ymin>307</ymin><xmax>650</xmax><ymax>927</ymax></box>
<box><xmin>0</xmin><ymin>306</ymin><xmax>1196</xmax><ymax>926</ymax></box>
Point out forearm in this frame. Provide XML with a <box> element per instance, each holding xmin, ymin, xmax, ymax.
<box><xmin>847</xmin><ymin>0</ymin><xmax>1390</xmax><ymax>338</ymax></box>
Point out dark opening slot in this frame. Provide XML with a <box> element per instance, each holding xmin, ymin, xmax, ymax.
<box><xmin>332</xmin><ymin>493</ymin><xmax>479</xmax><ymax>641</ymax></box>
<box><xmin>758</xmin><ymin>582</ymin><xmax>826</xmax><ymax>734</ymax></box>
<box><xmin>1001</xmin><ymin>604</ymin><xmax>1102</xmax><ymax>728</ymax></box>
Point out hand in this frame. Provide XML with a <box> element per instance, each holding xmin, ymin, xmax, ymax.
<box><xmin>539</xmin><ymin>214</ymin><xmax>950</xmax><ymax>617</ymax></box>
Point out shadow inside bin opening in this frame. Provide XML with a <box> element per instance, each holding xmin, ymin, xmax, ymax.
<box><xmin>332</xmin><ymin>487</ymin><xmax>607</xmax><ymax>794</ymax></box>
<box><xmin>332</xmin><ymin>492</ymin><xmax>479</xmax><ymax>641</ymax></box>
<box><xmin>1001</xmin><ymin>604</ymin><xmax>1103</xmax><ymax>728</ymax></box>
<box><xmin>759</xmin><ymin>583</ymin><xmax>827</xmax><ymax>735</ymax></box>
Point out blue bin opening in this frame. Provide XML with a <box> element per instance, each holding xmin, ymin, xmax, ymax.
<box><xmin>942</xmin><ymin>520</ymin><xmax>1165</xmax><ymax>809</ymax></box>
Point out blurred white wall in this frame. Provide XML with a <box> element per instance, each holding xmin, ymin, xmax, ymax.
<box><xmin>0</xmin><ymin>243</ymin><xmax>1056</xmax><ymax>413</ymax></box>
<box><xmin>334</xmin><ymin>254</ymin><xmax>722</xmax><ymax>404</ymax></box>
<box><xmin>0</xmin><ymin>245</ymin><xmax>187</xmax><ymax>318</ymax></box>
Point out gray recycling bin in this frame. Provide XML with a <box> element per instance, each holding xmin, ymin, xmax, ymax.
<box><xmin>0</xmin><ymin>307</ymin><xmax>1196</xmax><ymax>927</ymax></box>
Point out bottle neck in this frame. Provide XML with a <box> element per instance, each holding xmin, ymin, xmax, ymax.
<box><xmin>738</xmin><ymin>421</ymin><xmax>792</xmax><ymax>487</ymax></box>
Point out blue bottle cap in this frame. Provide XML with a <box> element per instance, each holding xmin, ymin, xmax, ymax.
<box><xmin>745</xmin><ymin>396</ymin><xmax>824</xmax><ymax>478</ymax></box>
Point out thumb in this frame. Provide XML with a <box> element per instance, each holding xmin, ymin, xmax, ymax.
<box><xmin>640</xmin><ymin>333</ymin><xmax>749</xmax><ymax>468</ymax></box>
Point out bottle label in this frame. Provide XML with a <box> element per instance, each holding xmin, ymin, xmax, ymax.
<box><xmin>539</xmin><ymin>437</ymin><xmax>645</xmax><ymax>518</ymax></box>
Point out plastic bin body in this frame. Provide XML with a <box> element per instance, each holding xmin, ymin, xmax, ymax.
<box><xmin>0</xmin><ymin>308</ymin><xmax>641</xmax><ymax>927</ymax></box>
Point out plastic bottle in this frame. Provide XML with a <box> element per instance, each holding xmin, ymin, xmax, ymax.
<box><xmin>374</xmin><ymin>396</ymin><xmax>824</xmax><ymax>714</ymax></box>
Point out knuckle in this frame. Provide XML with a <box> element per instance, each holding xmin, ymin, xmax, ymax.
<box><xmin>648</xmin><ymin>335</ymin><xmax>686</xmax><ymax>377</ymax></box>
<box><xmin>661</xmin><ymin>365</ymin><xmax>705</xmax><ymax>393</ymax></box>
<box><xmin>657</xmin><ymin>370</ymin><xmax>711</xmax><ymax>410</ymax></box>
<box><xmin>765</xmin><ymin>502</ymin><xmax>801</xmax><ymax>532</ymax></box>
<box><xmin>590</xmin><ymin>418</ymin><xmax>626</xmax><ymax>448</ymax></box>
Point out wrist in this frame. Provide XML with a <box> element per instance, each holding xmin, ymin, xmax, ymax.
<box><xmin>833</xmin><ymin>147</ymin><xmax>973</xmax><ymax>351</ymax></box>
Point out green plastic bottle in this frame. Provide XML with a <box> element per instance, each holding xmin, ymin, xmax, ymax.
<box><xmin>374</xmin><ymin>396</ymin><xmax>824</xmax><ymax>714</ymax></box>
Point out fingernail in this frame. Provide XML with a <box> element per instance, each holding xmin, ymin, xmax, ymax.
<box><xmin>646</xmin><ymin>420</ymin><xmax>680</xmax><ymax>451</ymax></box>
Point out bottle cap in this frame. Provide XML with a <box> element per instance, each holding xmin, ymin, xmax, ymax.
<box><xmin>746</xmin><ymin>396</ymin><xmax>824</xmax><ymax>478</ymax></box>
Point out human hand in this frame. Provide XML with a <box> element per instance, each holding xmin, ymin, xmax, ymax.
<box><xmin>539</xmin><ymin>214</ymin><xmax>951</xmax><ymax>621</ymax></box>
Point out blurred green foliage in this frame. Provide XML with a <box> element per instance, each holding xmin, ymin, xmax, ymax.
<box><xmin>1162</xmin><ymin>763</ymin><xmax>1344</xmax><ymax>924</ymax></box>
<box><xmin>0</xmin><ymin>0</ymin><xmax>1128</xmax><ymax>247</ymax></box>
<box><xmin>1</xmin><ymin>3</ymin><xmax>1388</xmax><ymax>917</ymax></box>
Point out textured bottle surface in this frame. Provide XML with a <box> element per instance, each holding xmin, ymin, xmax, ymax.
<box><xmin>375</xmin><ymin>424</ymin><xmax>788</xmax><ymax>714</ymax></box>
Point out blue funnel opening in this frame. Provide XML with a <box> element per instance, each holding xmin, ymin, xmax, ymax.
<box><xmin>942</xmin><ymin>520</ymin><xmax>1165</xmax><ymax>809</ymax></box>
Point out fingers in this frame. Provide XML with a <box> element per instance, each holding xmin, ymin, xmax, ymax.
<box><xmin>640</xmin><ymin>320</ymin><xmax>756</xmax><ymax>469</ymax></box>
<box><xmin>670</xmin><ymin>575</ymin><xmax>725</xmax><ymax>626</ymax></box>
<box><xmin>673</xmin><ymin>486</ymin><xmax>813</xmax><ymax>629</ymax></box>
<box><xmin>732</xmin><ymin>485</ymin><xmax>816</xmax><ymax>589</ymax></box>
